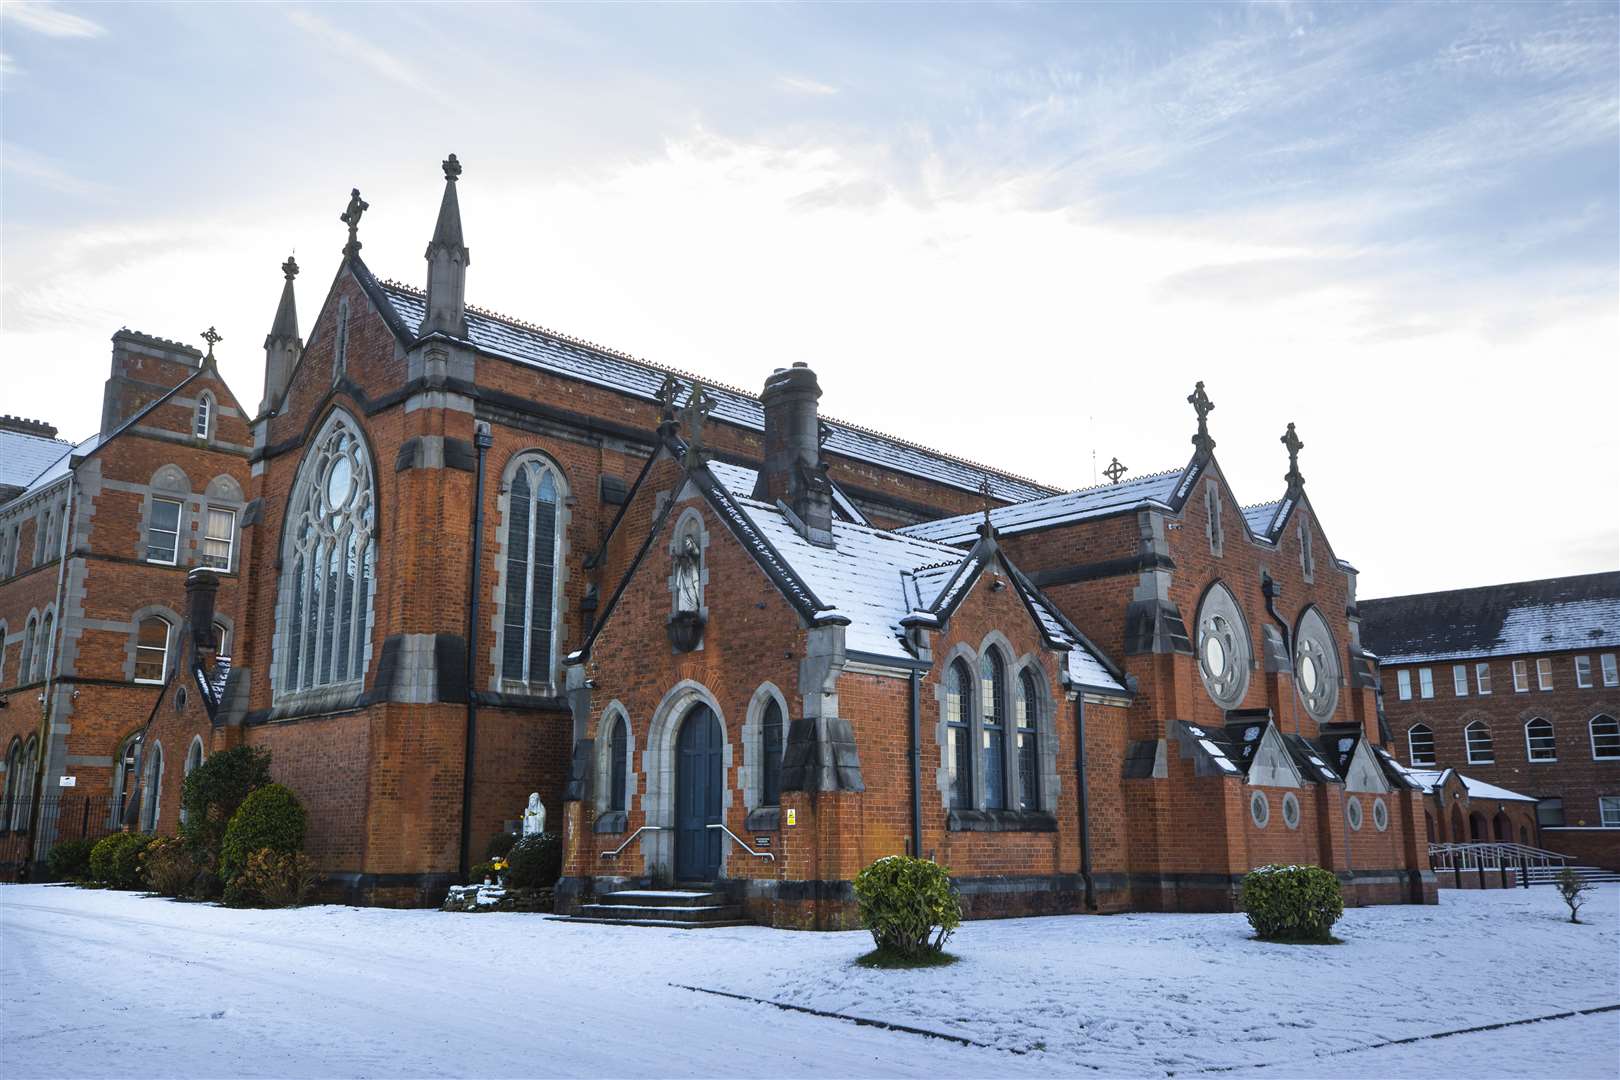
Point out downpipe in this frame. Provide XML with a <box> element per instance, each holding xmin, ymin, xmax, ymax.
<box><xmin>459</xmin><ymin>422</ymin><xmax>493</xmax><ymax>881</ymax></box>
<box><xmin>908</xmin><ymin>668</ymin><xmax>922</xmax><ymax>858</ymax></box>
<box><xmin>1074</xmin><ymin>694</ymin><xmax>1096</xmax><ymax>911</ymax></box>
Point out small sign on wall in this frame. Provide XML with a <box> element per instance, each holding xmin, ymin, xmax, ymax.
<box><xmin>784</xmin><ymin>808</ymin><xmax>797</xmax><ymax>826</ymax></box>
<box><xmin>58</xmin><ymin>776</ymin><xmax>76</xmax><ymax>788</ymax></box>
<box><xmin>754</xmin><ymin>836</ymin><xmax>771</xmax><ymax>848</ymax></box>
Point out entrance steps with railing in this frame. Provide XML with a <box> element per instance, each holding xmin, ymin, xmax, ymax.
<box><xmin>556</xmin><ymin>888</ymin><xmax>751</xmax><ymax>929</ymax></box>
<box><xmin>1428</xmin><ymin>841</ymin><xmax>1620</xmax><ymax>887</ymax></box>
<box><xmin>1521</xmin><ymin>864</ymin><xmax>1620</xmax><ymax>885</ymax></box>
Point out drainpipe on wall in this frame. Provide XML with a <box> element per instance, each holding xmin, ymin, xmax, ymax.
<box><xmin>459</xmin><ymin>422</ymin><xmax>493</xmax><ymax>881</ymax></box>
<box><xmin>1074</xmin><ymin>694</ymin><xmax>1097</xmax><ymax>911</ymax></box>
<box><xmin>907</xmin><ymin>669</ymin><xmax>922</xmax><ymax>859</ymax></box>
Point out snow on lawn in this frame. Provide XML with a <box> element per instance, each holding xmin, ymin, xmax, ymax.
<box><xmin>2</xmin><ymin>884</ymin><xmax>1615</xmax><ymax>1079</ymax></box>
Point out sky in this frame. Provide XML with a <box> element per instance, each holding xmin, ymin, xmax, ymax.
<box><xmin>1</xmin><ymin>1</ymin><xmax>1615</xmax><ymax>598</ymax></box>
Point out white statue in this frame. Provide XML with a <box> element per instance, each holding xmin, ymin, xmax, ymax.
<box><xmin>522</xmin><ymin>792</ymin><xmax>546</xmax><ymax>838</ymax></box>
<box><xmin>674</xmin><ymin>534</ymin><xmax>702</xmax><ymax>613</ymax></box>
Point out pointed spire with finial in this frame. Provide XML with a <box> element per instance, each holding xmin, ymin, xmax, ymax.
<box><xmin>418</xmin><ymin>153</ymin><xmax>471</xmax><ymax>339</ymax></box>
<box><xmin>1281</xmin><ymin>422</ymin><xmax>1305</xmax><ymax>490</ymax></box>
<box><xmin>1188</xmin><ymin>380</ymin><xmax>1216</xmax><ymax>456</ymax></box>
<box><xmin>260</xmin><ymin>255</ymin><xmax>303</xmax><ymax>416</ymax></box>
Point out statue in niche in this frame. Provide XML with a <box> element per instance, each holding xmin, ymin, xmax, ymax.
<box><xmin>521</xmin><ymin>792</ymin><xmax>546</xmax><ymax>838</ymax></box>
<box><xmin>674</xmin><ymin>533</ymin><xmax>702</xmax><ymax>613</ymax></box>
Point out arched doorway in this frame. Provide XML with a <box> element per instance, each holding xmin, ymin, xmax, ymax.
<box><xmin>1469</xmin><ymin>811</ymin><xmax>1487</xmax><ymax>841</ymax></box>
<box><xmin>674</xmin><ymin>704</ymin><xmax>723</xmax><ymax>881</ymax></box>
<box><xmin>1450</xmin><ymin>807</ymin><xmax>1465</xmax><ymax>842</ymax></box>
<box><xmin>1493</xmin><ymin>812</ymin><xmax>1510</xmax><ymax>841</ymax></box>
<box><xmin>1426</xmin><ymin>813</ymin><xmax>1438</xmax><ymax>841</ymax></box>
<box><xmin>1519</xmin><ymin>825</ymin><xmax>1529</xmax><ymax>846</ymax></box>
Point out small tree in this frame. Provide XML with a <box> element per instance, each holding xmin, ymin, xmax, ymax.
<box><xmin>180</xmin><ymin>745</ymin><xmax>272</xmax><ymax>865</ymax></box>
<box><xmin>1555</xmin><ymin>867</ymin><xmax>1592</xmax><ymax>924</ymax></box>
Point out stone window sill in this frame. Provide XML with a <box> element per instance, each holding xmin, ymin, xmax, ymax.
<box><xmin>947</xmin><ymin>809</ymin><xmax>1058</xmax><ymax>833</ymax></box>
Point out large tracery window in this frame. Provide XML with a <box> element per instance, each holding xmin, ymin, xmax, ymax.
<box><xmin>1196</xmin><ymin>582</ymin><xmax>1252</xmax><ymax>710</ymax></box>
<box><xmin>278</xmin><ymin>412</ymin><xmax>376</xmax><ymax>696</ymax></box>
<box><xmin>501</xmin><ymin>457</ymin><xmax>564</xmax><ymax>689</ymax></box>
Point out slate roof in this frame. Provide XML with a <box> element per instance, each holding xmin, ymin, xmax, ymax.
<box><xmin>370</xmin><ymin>276</ymin><xmax>1054</xmax><ymax>503</ymax></box>
<box><xmin>0</xmin><ymin>427</ymin><xmax>74</xmax><ymax>496</ymax></box>
<box><xmin>1399</xmin><ymin>767</ymin><xmax>1538</xmax><ymax>803</ymax></box>
<box><xmin>1242</xmin><ymin>501</ymin><xmax>1284</xmax><ymax>536</ymax></box>
<box><xmin>1359</xmin><ymin>572</ymin><xmax>1620</xmax><ymax>664</ymax></box>
<box><xmin>898</xmin><ymin>467</ymin><xmax>1188</xmax><ymax>545</ymax></box>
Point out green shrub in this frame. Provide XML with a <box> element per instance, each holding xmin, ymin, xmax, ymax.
<box><xmin>180</xmin><ymin>745</ymin><xmax>272</xmax><ymax>863</ymax></box>
<box><xmin>45</xmin><ymin>838</ymin><xmax>98</xmax><ymax>882</ymax></box>
<box><xmin>225</xmin><ymin>848</ymin><xmax>319</xmax><ymax>908</ymax></box>
<box><xmin>484</xmin><ymin>831</ymin><xmax>518</xmax><ymax>861</ymax></box>
<box><xmin>88</xmin><ymin>832</ymin><xmax>154</xmax><ymax>889</ymax></box>
<box><xmin>1240</xmin><ymin>864</ymin><xmax>1344</xmax><ymax>941</ymax></box>
<box><xmin>505</xmin><ymin>832</ymin><xmax>561</xmax><ymax>890</ymax></box>
<box><xmin>852</xmin><ymin>855</ymin><xmax>961</xmax><ymax>958</ymax></box>
<box><xmin>141</xmin><ymin>836</ymin><xmax>201</xmax><ymax>897</ymax></box>
<box><xmin>219</xmin><ymin>783</ymin><xmax>306</xmax><ymax>883</ymax></box>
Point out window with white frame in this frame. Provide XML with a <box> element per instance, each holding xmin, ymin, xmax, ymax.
<box><xmin>945</xmin><ymin>659</ymin><xmax>973</xmax><ymax>810</ymax></box>
<box><xmin>1600</xmin><ymin>796</ymin><xmax>1620</xmax><ymax>829</ymax></box>
<box><xmin>1537</xmin><ymin>658</ymin><xmax>1553</xmax><ymax>691</ymax></box>
<box><xmin>1574</xmin><ymin>655</ymin><xmax>1593</xmax><ymax>689</ymax></box>
<box><xmin>1524</xmin><ymin>717</ymin><xmax>1556</xmax><ymax>762</ymax></box>
<box><xmin>1418</xmin><ymin>667</ymin><xmax>1434</xmax><ymax>699</ymax></box>
<box><xmin>1512</xmin><ymin>660</ymin><xmax>1529</xmax><ymax>692</ymax></box>
<box><xmin>1396</xmin><ymin>669</ymin><xmax>1412</xmax><ymax>700</ymax></box>
<box><xmin>1407</xmin><ymin>723</ymin><xmax>1436</xmax><ymax>766</ymax></box>
<box><xmin>147</xmin><ymin>498</ymin><xmax>182</xmax><ymax>564</ymax></box>
<box><xmin>1453</xmin><ymin>664</ymin><xmax>1468</xmax><ymax>696</ymax></box>
<box><xmin>194</xmin><ymin>393</ymin><xmax>213</xmax><ymax>440</ymax></box>
<box><xmin>979</xmin><ymin>651</ymin><xmax>1009</xmax><ymax>810</ymax></box>
<box><xmin>1591</xmin><ymin>714</ymin><xmax>1620</xmax><ymax>761</ymax></box>
<box><xmin>1016</xmin><ymin>669</ymin><xmax>1041</xmax><ymax>811</ymax></box>
<box><xmin>201</xmin><ymin>507</ymin><xmax>235</xmax><ymax>570</ymax></box>
<box><xmin>1476</xmin><ymin>662</ymin><xmax>1492</xmax><ymax>694</ymax></box>
<box><xmin>500</xmin><ymin>456</ymin><xmax>565</xmax><ymax>689</ymax></box>
<box><xmin>212</xmin><ymin>621</ymin><xmax>230</xmax><ymax>657</ymax></box>
<box><xmin>134</xmin><ymin>616</ymin><xmax>170</xmax><ymax>684</ymax></box>
<box><xmin>1603</xmin><ymin>654</ymin><xmax>1619</xmax><ymax>688</ymax></box>
<box><xmin>1537</xmin><ymin>797</ymin><xmax>1565</xmax><ymax>827</ymax></box>
<box><xmin>1464</xmin><ymin>720</ymin><xmax>1494</xmax><ymax>764</ymax></box>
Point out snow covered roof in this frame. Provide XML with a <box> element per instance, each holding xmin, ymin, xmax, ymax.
<box><xmin>1360</xmin><ymin>572</ymin><xmax>1620</xmax><ymax>664</ymax></box>
<box><xmin>1241</xmin><ymin>500</ymin><xmax>1283</xmax><ymax>537</ymax></box>
<box><xmin>1399</xmin><ymin>767</ymin><xmax>1538</xmax><ymax>803</ymax></box>
<box><xmin>0</xmin><ymin>426</ymin><xmax>74</xmax><ymax>497</ymax></box>
<box><xmin>6</xmin><ymin>433</ymin><xmax>102</xmax><ymax>504</ymax></box>
<box><xmin>897</xmin><ymin>467</ymin><xmax>1188</xmax><ymax>545</ymax></box>
<box><xmin>368</xmin><ymin>273</ymin><xmax>1054</xmax><ymax>504</ymax></box>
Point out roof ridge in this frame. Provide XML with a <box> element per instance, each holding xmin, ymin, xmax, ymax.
<box><xmin>376</xmin><ymin>277</ymin><xmax>1057</xmax><ymax>494</ymax></box>
<box><xmin>1361</xmin><ymin>570</ymin><xmax>1620</xmax><ymax>605</ymax></box>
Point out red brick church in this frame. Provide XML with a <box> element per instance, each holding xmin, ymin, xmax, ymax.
<box><xmin>1</xmin><ymin>157</ymin><xmax>1436</xmax><ymax>921</ymax></box>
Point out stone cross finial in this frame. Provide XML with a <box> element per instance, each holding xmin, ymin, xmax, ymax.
<box><xmin>1103</xmin><ymin>456</ymin><xmax>1127</xmax><ymax>484</ymax></box>
<box><xmin>1282</xmin><ymin>422</ymin><xmax>1305</xmax><ymax>488</ymax></box>
<box><xmin>281</xmin><ymin>254</ymin><xmax>299</xmax><ymax>281</ymax></box>
<box><xmin>979</xmin><ymin>475</ymin><xmax>995</xmax><ymax>531</ymax></box>
<box><xmin>679</xmin><ymin>383</ymin><xmax>715</xmax><ymax>453</ymax></box>
<box><xmin>201</xmin><ymin>326</ymin><xmax>222</xmax><ymax>359</ymax></box>
<box><xmin>654</xmin><ymin>374</ymin><xmax>683</xmax><ymax>418</ymax></box>
<box><xmin>1188</xmin><ymin>380</ymin><xmax>1216</xmax><ymax>455</ymax></box>
<box><xmin>442</xmin><ymin>153</ymin><xmax>462</xmax><ymax>182</ymax></box>
<box><xmin>340</xmin><ymin>188</ymin><xmax>369</xmax><ymax>256</ymax></box>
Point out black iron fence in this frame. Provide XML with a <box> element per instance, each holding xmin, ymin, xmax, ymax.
<box><xmin>0</xmin><ymin>791</ymin><xmax>126</xmax><ymax>880</ymax></box>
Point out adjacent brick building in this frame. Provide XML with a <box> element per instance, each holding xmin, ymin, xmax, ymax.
<box><xmin>1361</xmin><ymin>573</ymin><xmax>1620</xmax><ymax>870</ymax></box>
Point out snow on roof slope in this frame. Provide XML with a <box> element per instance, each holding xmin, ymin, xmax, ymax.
<box><xmin>11</xmin><ymin>433</ymin><xmax>102</xmax><ymax>502</ymax></box>
<box><xmin>0</xmin><ymin>428</ymin><xmax>74</xmax><ymax>495</ymax></box>
<box><xmin>375</xmin><ymin>282</ymin><xmax>1054</xmax><ymax>503</ymax></box>
<box><xmin>1360</xmin><ymin>572</ymin><xmax>1620</xmax><ymax>664</ymax></box>
<box><xmin>1242</xmin><ymin>500</ymin><xmax>1282</xmax><ymax>536</ymax></box>
<box><xmin>1400</xmin><ymin>767</ymin><xmax>1539</xmax><ymax>803</ymax></box>
<box><xmin>897</xmin><ymin>467</ymin><xmax>1187</xmax><ymax>545</ymax></box>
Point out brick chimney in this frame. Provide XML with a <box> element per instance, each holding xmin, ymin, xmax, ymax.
<box><xmin>100</xmin><ymin>330</ymin><xmax>202</xmax><ymax>435</ymax></box>
<box><xmin>752</xmin><ymin>362</ymin><xmax>834</xmax><ymax>547</ymax></box>
<box><xmin>186</xmin><ymin>567</ymin><xmax>220</xmax><ymax>659</ymax></box>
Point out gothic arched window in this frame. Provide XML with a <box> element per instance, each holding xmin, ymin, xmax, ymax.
<box><xmin>1464</xmin><ymin>720</ymin><xmax>1494</xmax><ymax>764</ymax></box>
<box><xmin>194</xmin><ymin>392</ymin><xmax>213</xmax><ymax>440</ymax></box>
<box><xmin>10</xmin><ymin>737</ymin><xmax>37</xmax><ymax>831</ymax></box>
<box><xmin>134</xmin><ymin>616</ymin><xmax>171</xmax><ymax>684</ymax></box>
<box><xmin>333</xmin><ymin>298</ymin><xmax>350</xmax><ymax>382</ymax></box>
<box><xmin>946</xmin><ymin>659</ymin><xmax>974</xmax><ymax>810</ymax></box>
<box><xmin>1</xmin><ymin>739</ymin><xmax>19</xmax><ymax>830</ymax></box>
<box><xmin>1524</xmin><ymin>717</ymin><xmax>1556</xmax><ymax>762</ymax></box>
<box><xmin>1016</xmin><ymin>668</ymin><xmax>1041</xmax><ymax>811</ymax></box>
<box><xmin>501</xmin><ymin>456</ymin><xmax>564</xmax><ymax>689</ymax></box>
<box><xmin>761</xmin><ymin>697</ymin><xmax>784</xmax><ymax>808</ymax></box>
<box><xmin>607</xmin><ymin>713</ymin><xmax>628</xmax><ymax>814</ymax></box>
<box><xmin>112</xmin><ymin>735</ymin><xmax>140</xmax><ymax>826</ymax></box>
<box><xmin>34</xmin><ymin>610</ymin><xmax>53</xmax><ymax>682</ymax></box>
<box><xmin>1407</xmin><ymin>723</ymin><xmax>1435</xmax><ymax>766</ymax></box>
<box><xmin>19</xmin><ymin>615</ymin><xmax>37</xmax><ymax>685</ymax></box>
<box><xmin>1590</xmin><ymin>714</ymin><xmax>1620</xmax><ymax>760</ymax></box>
<box><xmin>278</xmin><ymin>411</ymin><xmax>376</xmax><ymax>696</ymax></box>
<box><xmin>980</xmin><ymin>651</ymin><xmax>1009</xmax><ymax>809</ymax></box>
<box><xmin>142</xmin><ymin>742</ymin><xmax>164</xmax><ymax>833</ymax></box>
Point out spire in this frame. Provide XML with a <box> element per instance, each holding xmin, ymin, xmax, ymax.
<box><xmin>260</xmin><ymin>255</ymin><xmax>303</xmax><ymax>416</ymax></box>
<box><xmin>1281</xmin><ymin>421</ymin><xmax>1305</xmax><ymax>490</ymax></box>
<box><xmin>418</xmin><ymin>153</ymin><xmax>470</xmax><ymax>339</ymax></box>
<box><xmin>1188</xmin><ymin>380</ymin><xmax>1216</xmax><ymax>456</ymax></box>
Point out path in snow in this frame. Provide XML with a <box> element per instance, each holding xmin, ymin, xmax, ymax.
<box><xmin>2</xmin><ymin>884</ymin><xmax>1615</xmax><ymax>1078</ymax></box>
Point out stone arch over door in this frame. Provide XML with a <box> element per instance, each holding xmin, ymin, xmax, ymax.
<box><xmin>640</xmin><ymin>680</ymin><xmax>731</xmax><ymax>880</ymax></box>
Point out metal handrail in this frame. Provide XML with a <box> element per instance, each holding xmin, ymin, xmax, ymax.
<box><xmin>707</xmin><ymin>822</ymin><xmax>775</xmax><ymax>861</ymax></box>
<box><xmin>600</xmin><ymin>824</ymin><xmax>666</xmax><ymax>860</ymax></box>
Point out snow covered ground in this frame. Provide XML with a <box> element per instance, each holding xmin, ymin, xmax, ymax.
<box><xmin>2</xmin><ymin>883</ymin><xmax>1615</xmax><ymax>1079</ymax></box>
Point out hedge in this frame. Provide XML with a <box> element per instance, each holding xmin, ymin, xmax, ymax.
<box><xmin>1240</xmin><ymin>864</ymin><xmax>1344</xmax><ymax>941</ymax></box>
<box><xmin>88</xmin><ymin>832</ymin><xmax>154</xmax><ymax>889</ymax></box>
<box><xmin>852</xmin><ymin>855</ymin><xmax>961</xmax><ymax>958</ymax></box>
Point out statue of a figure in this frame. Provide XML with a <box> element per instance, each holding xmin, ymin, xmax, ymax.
<box><xmin>522</xmin><ymin>792</ymin><xmax>546</xmax><ymax>838</ymax></box>
<box><xmin>674</xmin><ymin>534</ymin><xmax>702</xmax><ymax>613</ymax></box>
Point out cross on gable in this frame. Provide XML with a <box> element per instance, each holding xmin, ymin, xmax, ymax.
<box><xmin>978</xmin><ymin>475</ymin><xmax>995</xmax><ymax>530</ymax></box>
<box><xmin>654</xmin><ymin>374</ymin><xmax>683</xmax><ymax>417</ymax></box>
<box><xmin>1282</xmin><ymin>422</ymin><xmax>1305</xmax><ymax>488</ymax></box>
<box><xmin>1103</xmin><ymin>456</ymin><xmax>1127</xmax><ymax>484</ymax></box>
<box><xmin>340</xmin><ymin>188</ymin><xmax>370</xmax><ymax>255</ymax></box>
<box><xmin>1188</xmin><ymin>380</ymin><xmax>1216</xmax><ymax>455</ymax></box>
<box><xmin>679</xmin><ymin>383</ymin><xmax>716</xmax><ymax>453</ymax></box>
<box><xmin>201</xmin><ymin>326</ymin><xmax>222</xmax><ymax>359</ymax></box>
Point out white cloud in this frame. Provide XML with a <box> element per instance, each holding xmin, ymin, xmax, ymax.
<box><xmin>286</xmin><ymin>8</ymin><xmax>435</xmax><ymax>98</ymax></box>
<box><xmin>778</xmin><ymin>75</ymin><xmax>839</xmax><ymax>96</ymax></box>
<box><xmin>0</xmin><ymin>141</ymin><xmax>110</xmax><ymax>197</ymax></box>
<box><xmin>0</xmin><ymin>1</ymin><xmax>104</xmax><ymax>38</ymax></box>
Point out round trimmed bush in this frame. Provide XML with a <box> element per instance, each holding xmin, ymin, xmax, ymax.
<box><xmin>46</xmin><ymin>837</ymin><xmax>98</xmax><ymax>882</ymax></box>
<box><xmin>505</xmin><ymin>832</ymin><xmax>561</xmax><ymax>890</ymax></box>
<box><xmin>1240</xmin><ymin>864</ymin><xmax>1344</xmax><ymax>941</ymax></box>
<box><xmin>853</xmin><ymin>855</ymin><xmax>961</xmax><ymax>958</ymax></box>
<box><xmin>180</xmin><ymin>745</ymin><xmax>272</xmax><ymax>862</ymax></box>
<box><xmin>219</xmin><ymin>783</ymin><xmax>307</xmax><ymax>882</ymax></box>
<box><xmin>88</xmin><ymin>832</ymin><xmax>154</xmax><ymax>889</ymax></box>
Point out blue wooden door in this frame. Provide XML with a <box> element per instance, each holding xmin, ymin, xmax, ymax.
<box><xmin>675</xmin><ymin>704</ymin><xmax>723</xmax><ymax>881</ymax></box>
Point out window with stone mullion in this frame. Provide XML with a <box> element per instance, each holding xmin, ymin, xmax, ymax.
<box><xmin>946</xmin><ymin>660</ymin><xmax>973</xmax><ymax>810</ymax></box>
<box><xmin>980</xmin><ymin>652</ymin><xmax>1009</xmax><ymax>810</ymax></box>
<box><xmin>502</xmin><ymin>463</ymin><xmax>561</xmax><ymax>689</ymax></box>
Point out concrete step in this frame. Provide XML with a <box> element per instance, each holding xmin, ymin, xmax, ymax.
<box><xmin>549</xmin><ymin>916</ymin><xmax>754</xmax><ymax>930</ymax></box>
<box><xmin>592</xmin><ymin>889</ymin><xmax>724</xmax><ymax>908</ymax></box>
<box><xmin>576</xmin><ymin>902</ymin><xmax>744</xmax><ymax>923</ymax></box>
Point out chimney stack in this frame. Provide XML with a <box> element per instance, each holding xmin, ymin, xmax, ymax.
<box><xmin>752</xmin><ymin>362</ymin><xmax>834</xmax><ymax>546</ymax></box>
<box><xmin>260</xmin><ymin>255</ymin><xmax>302</xmax><ymax>416</ymax></box>
<box><xmin>101</xmin><ymin>330</ymin><xmax>203</xmax><ymax>435</ymax></box>
<box><xmin>186</xmin><ymin>567</ymin><xmax>221</xmax><ymax>664</ymax></box>
<box><xmin>419</xmin><ymin>153</ymin><xmax>470</xmax><ymax>339</ymax></box>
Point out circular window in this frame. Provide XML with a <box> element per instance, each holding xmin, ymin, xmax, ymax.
<box><xmin>1346</xmin><ymin>796</ymin><xmax>1364</xmax><ymax>831</ymax></box>
<box><xmin>1196</xmin><ymin>585</ymin><xmax>1252</xmax><ymax>709</ymax></box>
<box><xmin>325</xmin><ymin>453</ymin><xmax>353</xmax><ymax>510</ymax></box>
<box><xmin>1250</xmin><ymin>790</ymin><xmax>1270</xmax><ymax>828</ymax></box>
<box><xmin>1282</xmin><ymin>791</ymin><xmax>1301</xmax><ymax>829</ymax></box>
<box><xmin>1293</xmin><ymin>608</ymin><xmax>1340</xmax><ymax>722</ymax></box>
<box><xmin>1373</xmin><ymin>798</ymin><xmax>1389</xmax><ymax>832</ymax></box>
